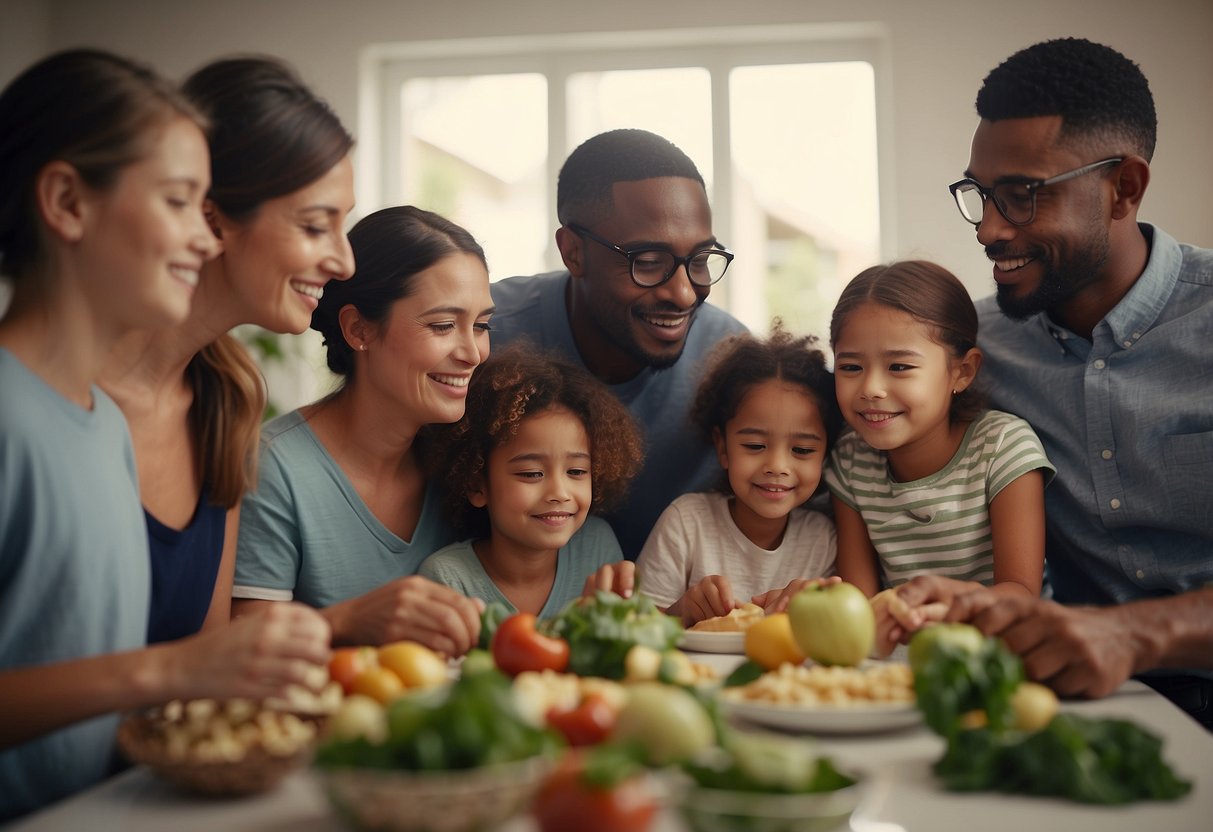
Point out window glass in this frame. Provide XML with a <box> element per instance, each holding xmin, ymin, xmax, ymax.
<box><xmin>401</xmin><ymin>74</ymin><xmax>548</xmax><ymax>279</ymax></box>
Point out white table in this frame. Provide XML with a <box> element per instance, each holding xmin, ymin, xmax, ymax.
<box><xmin>9</xmin><ymin>661</ymin><xmax>1210</xmax><ymax>832</ymax></box>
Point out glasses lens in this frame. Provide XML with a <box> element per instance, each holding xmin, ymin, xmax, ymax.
<box><xmin>992</xmin><ymin>183</ymin><xmax>1034</xmax><ymax>225</ymax></box>
<box><xmin>954</xmin><ymin>183</ymin><xmax>985</xmax><ymax>224</ymax></box>
<box><xmin>629</xmin><ymin>250</ymin><xmax>676</xmax><ymax>287</ymax></box>
<box><xmin>691</xmin><ymin>251</ymin><xmax>731</xmax><ymax>285</ymax></box>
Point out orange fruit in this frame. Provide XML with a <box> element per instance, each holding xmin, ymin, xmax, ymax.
<box><xmin>350</xmin><ymin>665</ymin><xmax>405</xmax><ymax>704</ymax></box>
<box><xmin>744</xmin><ymin>612</ymin><xmax>806</xmax><ymax>670</ymax></box>
<box><xmin>378</xmin><ymin>641</ymin><xmax>449</xmax><ymax>689</ymax></box>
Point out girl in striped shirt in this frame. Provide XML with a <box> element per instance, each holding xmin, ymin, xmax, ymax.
<box><xmin>824</xmin><ymin>261</ymin><xmax>1053</xmax><ymax>655</ymax></box>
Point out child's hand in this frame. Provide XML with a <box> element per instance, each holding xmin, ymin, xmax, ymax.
<box><xmin>870</xmin><ymin>587</ymin><xmax>949</xmax><ymax>657</ymax></box>
<box><xmin>581</xmin><ymin>560</ymin><xmax>635</xmax><ymax>599</ymax></box>
<box><xmin>751</xmin><ymin>576</ymin><xmax>842</xmax><ymax>614</ymax></box>
<box><xmin>672</xmin><ymin>575</ymin><xmax>737</xmax><ymax>627</ymax></box>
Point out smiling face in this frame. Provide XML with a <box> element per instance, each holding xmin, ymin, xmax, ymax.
<box><xmin>966</xmin><ymin>116</ymin><xmax>1114</xmax><ymax>321</ymax></box>
<box><xmin>832</xmin><ymin>302</ymin><xmax>974</xmax><ymax>476</ymax></box>
<box><xmin>563</xmin><ymin>177</ymin><xmax>717</xmax><ymax>383</ymax></box>
<box><xmin>213</xmin><ymin>154</ymin><xmax>356</xmax><ymax>333</ymax></box>
<box><xmin>358</xmin><ymin>251</ymin><xmax>493</xmax><ymax>429</ymax></box>
<box><xmin>470</xmin><ymin>406</ymin><xmax>593</xmax><ymax>558</ymax></box>
<box><xmin>82</xmin><ymin>115</ymin><xmax>217</xmax><ymax>331</ymax></box>
<box><xmin>713</xmin><ymin>378</ymin><xmax>828</xmax><ymax>544</ymax></box>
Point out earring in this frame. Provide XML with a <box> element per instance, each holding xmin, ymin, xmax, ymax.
<box><xmin>952</xmin><ymin>388</ymin><xmax>959</xmax><ymax>395</ymax></box>
<box><xmin>359</xmin><ymin>344</ymin><xmax>367</xmax><ymax>351</ymax></box>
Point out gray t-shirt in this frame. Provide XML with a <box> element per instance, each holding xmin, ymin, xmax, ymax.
<box><xmin>234</xmin><ymin>410</ymin><xmax>455</xmax><ymax>608</ymax></box>
<box><xmin>418</xmin><ymin>516</ymin><xmax>622</xmax><ymax>619</ymax></box>
<box><xmin>0</xmin><ymin>349</ymin><xmax>149</xmax><ymax>820</ymax></box>
<box><xmin>489</xmin><ymin>271</ymin><xmax>749</xmax><ymax>559</ymax></box>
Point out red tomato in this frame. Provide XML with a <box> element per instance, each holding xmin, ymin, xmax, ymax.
<box><xmin>329</xmin><ymin>646</ymin><xmax>378</xmax><ymax>695</ymax></box>
<box><xmin>490</xmin><ymin>613</ymin><xmax>570</xmax><ymax>676</ymax></box>
<box><xmin>546</xmin><ymin>692</ymin><xmax>619</xmax><ymax>746</ymax></box>
<box><xmin>533</xmin><ymin>754</ymin><xmax>658</xmax><ymax>832</ymax></box>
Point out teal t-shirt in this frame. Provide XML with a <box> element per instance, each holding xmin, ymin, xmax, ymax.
<box><xmin>418</xmin><ymin>516</ymin><xmax>622</xmax><ymax>619</ymax></box>
<box><xmin>0</xmin><ymin>349</ymin><xmax>150</xmax><ymax>820</ymax></box>
<box><xmin>234</xmin><ymin>410</ymin><xmax>456</xmax><ymax>609</ymax></box>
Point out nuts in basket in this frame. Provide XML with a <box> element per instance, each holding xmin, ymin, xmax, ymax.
<box><xmin>118</xmin><ymin>696</ymin><xmax>327</xmax><ymax>795</ymax></box>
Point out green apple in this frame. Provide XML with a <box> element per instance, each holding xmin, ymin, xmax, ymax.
<box><xmin>611</xmin><ymin>682</ymin><xmax>716</xmax><ymax>765</ymax></box>
<box><xmin>787</xmin><ymin>582</ymin><xmax>875</xmax><ymax>666</ymax></box>
<box><xmin>907</xmin><ymin>622</ymin><xmax>986</xmax><ymax>675</ymax></box>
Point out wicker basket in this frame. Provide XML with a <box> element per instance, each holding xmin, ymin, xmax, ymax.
<box><xmin>318</xmin><ymin>755</ymin><xmax>554</xmax><ymax>832</ymax></box>
<box><xmin>117</xmin><ymin>710</ymin><xmax>313</xmax><ymax>796</ymax></box>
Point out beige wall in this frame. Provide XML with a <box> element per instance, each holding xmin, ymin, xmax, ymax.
<box><xmin>5</xmin><ymin>0</ymin><xmax>1211</xmax><ymax>300</ymax></box>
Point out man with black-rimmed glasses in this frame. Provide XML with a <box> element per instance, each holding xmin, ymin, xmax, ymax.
<box><xmin>488</xmin><ymin>129</ymin><xmax>747</xmax><ymax>559</ymax></box>
<box><xmin>914</xmin><ymin>38</ymin><xmax>1213</xmax><ymax>729</ymax></box>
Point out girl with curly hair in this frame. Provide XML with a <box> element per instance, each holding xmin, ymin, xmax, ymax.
<box><xmin>635</xmin><ymin>322</ymin><xmax>842</xmax><ymax>627</ymax></box>
<box><xmin>419</xmin><ymin>343</ymin><xmax>643</xmax><ymax>618</ymax></box>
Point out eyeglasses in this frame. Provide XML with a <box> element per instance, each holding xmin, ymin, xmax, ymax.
<box><xmin>948</xmin><ymin>157</ymin><xmax>1124</xmax><ymax>227</ymax></box>
<box><xmin>566</xmin><ymin>223</ymin><xmax>734</xmax><ymax>288</ymax></box>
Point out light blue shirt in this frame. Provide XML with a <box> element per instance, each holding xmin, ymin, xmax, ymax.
<box><xmin>234</xmin><ymin>410</ymin><xmax>456</xmax><ymax>609</ymax></box>
<box><xmin>489</xmin><ymin>271</ymin><xmax>749</xmax><ymax>559</ymax></box>
<box><xmin>418</xmin><ymin>516</ymin><xmax>623</xmax><ymax>619</ymax></box>
<box><xmin>976</xmin><ymin>224</ymin><xmax>1213</xmax><ymax>606</ymax></box>
<box><xmin>1</xmin><ymin>349</ymin><xmax>150</xmax><ymax>820</ymax></box>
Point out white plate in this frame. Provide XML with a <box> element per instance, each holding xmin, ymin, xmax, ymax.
<box><xmin>718</xmin><ymin>694</ymin><xmax>921</xmax><ymax>734</ymax></box>
<box><xmin>679</xmin><ymin>629</ymin><xmax>746</xmax><ymax>654</ymax></box>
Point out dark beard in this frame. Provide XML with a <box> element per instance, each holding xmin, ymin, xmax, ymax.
<box><xmin>991</xmin><ymin>223</ymin><xmax>1110</xmax><ymax>321</ymax></box>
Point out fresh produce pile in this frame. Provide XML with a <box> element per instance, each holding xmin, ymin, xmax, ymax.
<box><xmin>909</xmin><ymin>623</ymin><xmax>1192</xmax><ymax>804</ymax></box>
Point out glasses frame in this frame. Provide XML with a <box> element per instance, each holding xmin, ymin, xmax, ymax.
<box><xmin>948</xmin><ymin>157</ymin><xmax>1124</xmax><ymax>227</ymax></box>
<box><xmin>565</xmin><ymin>223</ymin><xmax>734</xmax><ymax>288</ymax></box>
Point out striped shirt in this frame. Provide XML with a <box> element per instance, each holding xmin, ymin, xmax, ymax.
<box><xmin>825</xmin><ymin>410</ymin><xmax>1054</xmax><ymax>587</ymax></box>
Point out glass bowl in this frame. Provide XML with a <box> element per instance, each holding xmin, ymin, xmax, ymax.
<box><xmin>676</xmin><ymin>776</ymin><xmax>867</xmax><ymax>832</ymax></box>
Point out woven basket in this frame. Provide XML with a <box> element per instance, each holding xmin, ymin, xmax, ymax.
<box><xmin>117</xmin><ymin>711</ymin><xmax>313</xmax><ymax>796</ymax></box>
<box><xmin>319</xmin><ymin>755</ymin><xmax>554</xmax><ymax>832</ymax></box>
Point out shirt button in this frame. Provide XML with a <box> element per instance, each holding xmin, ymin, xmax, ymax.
<box><xmin>1101</xmin><ymin>449</ymin><xmax>1113</xmax><ymax>460</ymax></box>
<box><xmin>1123</xmin><ymin>340</ymin><xmax>1133</xmax><ymax>348</ymax></box>
<box><xmin>1093</xmin><ymin>359</ymin><xmax>1107</xmax><ymax>370</ymax></box>
<box><xmin>1136</xmin><ymin>569</ymin><xmax>1146</xmax><ymax>579</ymax></box>
<box><xmin>1110</xmin><ymin>498</ymin><xmax>1122</xmax><ymax>510</ymax></box>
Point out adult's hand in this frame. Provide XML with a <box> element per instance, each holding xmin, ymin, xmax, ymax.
<box><xmin>669</xmin><ymin>575</ymin><xmax>736</xmax><ymax>627</ymax></box>
<box><xmin>167</xmin><ymin>602</ymin><xmax>331</xmax><ymax>702</ymax></box>
<box><xmin>582</xmin><ymin>560</ymin><xmax>635</xmax><ymax>598</ymax></box>
<box><xmin>328</xmin><ymin>576</ymin><xmax>483</xmax><ymax>657</ymax></box>
<box><xmin>946</xmin><ymin>592</ymin><xmax>1140</xmax><ymax>698</ymax></box>
<box><xmin>751</xmin><ymin>576</ymin><xmax>841</xmax><ymax>615</ymax></box>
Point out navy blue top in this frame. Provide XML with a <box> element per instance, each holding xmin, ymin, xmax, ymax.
<box><xmin>146</xmin><ymin>489</ymin><xmax>225</xmax><ymax>643</ymax></box>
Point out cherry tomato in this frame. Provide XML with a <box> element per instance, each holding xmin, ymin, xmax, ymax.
<box><xmin>329</xmin><ymin>646</ymin><xmax>378</xmax><ymax>695</ymax></box>
<box><xmin>490</xmin><ymin>613</ymin><xmax>570</xmax><ymax>676</ymax></box>
<box><xmin>546</xmin><ymin>692</ymin><xmax>619</xmax><ymax>746</ymax></box>
<box><xmin>533</xmin><ymin>753</ymin><xmax>658</xmax><ymax>832</ymax></box>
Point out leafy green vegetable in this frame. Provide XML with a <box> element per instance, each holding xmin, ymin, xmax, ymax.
<box><xmin>912</xmin><ymin>633</ymin><xmax>1022</xmax><ymax>739</ymax></box>
<box><xmin>934</xmin><ymin>714</ymin><xmax>1191</xmax><ymax>804</ymax></box>
<box><xmin>683</xmin><ymin>736</ymin><xmax>854</xmax><ymax>795</ymax></box>
<box><xmin>723</xmin><ymin>659</ymin><xmax>766</xmax><ymax>688</ymax></box>
<box><xmin>544</xmin><ymin>591</ymin><xmax>683</xmax><ymax>679</ymax></box>
<box><xmin>914</xmin><ymin>631</ymin><xmax>1191</xmax><ymax>804</ymax></box>
<box><xmin>315</xmin><ymin>664</ymin><xmax>562</xmax><ymax>771</ymax></box>
<box><xmin>477</xmin><ymin>601</ymin><xmax>511</xmax><ymax>650</ymax></box>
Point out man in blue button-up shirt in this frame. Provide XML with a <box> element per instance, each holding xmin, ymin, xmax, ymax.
<box><xmin>911</xmin><ymin>38</ymin><xmax>1213</xmax><ymax>728</ymax></box>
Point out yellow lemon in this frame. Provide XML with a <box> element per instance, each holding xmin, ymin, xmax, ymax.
<box><xmin>378</xmin><ymin>641</ymin><xmax>449</xmax><ymax>689</ymax></box>
<box><xmin>744</xmin><ymin>613</ymin><xmax>806</xmax><ymax>671</ymax></box>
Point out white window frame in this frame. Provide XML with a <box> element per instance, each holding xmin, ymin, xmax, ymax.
<box><xmin>358</xmin><ymin>23</ymin><xmax>896</xmax><ymax>285</ymax></box>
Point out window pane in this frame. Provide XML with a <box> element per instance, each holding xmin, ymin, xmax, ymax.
<box><xmin>401</xmin><ymin>74</ymin><xmax>548</xmax><ymax>280</ymax></box>
<box><xmin>566</xmin><ymin>68</ymin><xmax>714</xmax><ymax>191</ymax></box>
<box><xmin>728</xmin><ymin>62</ymin><xmax>880</xmax><ymax>339</ymax></box>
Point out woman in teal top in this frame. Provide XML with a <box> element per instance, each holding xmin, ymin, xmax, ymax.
<box><xmin>0</xmin><ymin>50</ymin><xmax>330</xmax><ymax>821</ymax></box>
<box><xmin>234</xmin><ymin>206</ymin><xmax>491</xmax><ymax>656</ymax></box>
